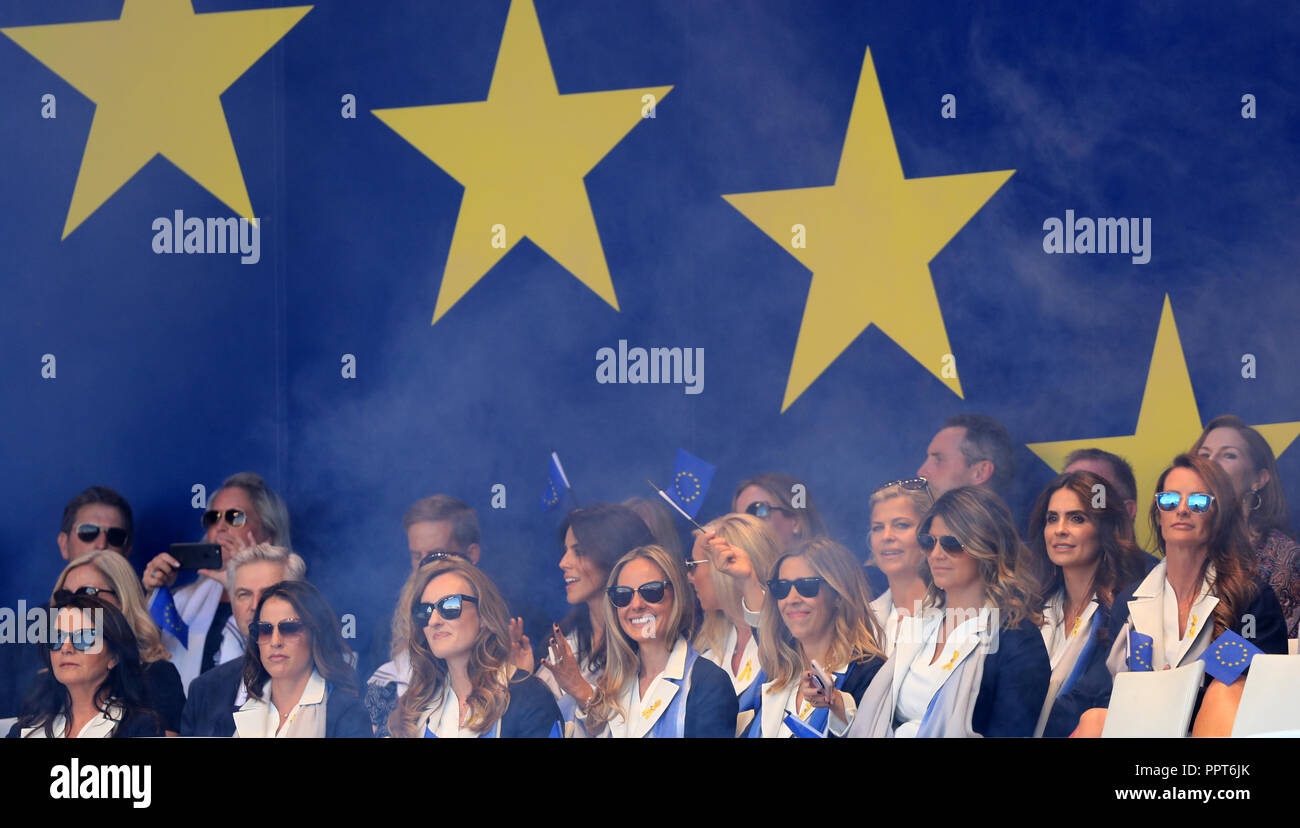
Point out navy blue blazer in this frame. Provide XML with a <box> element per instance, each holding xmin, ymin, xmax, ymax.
<box><xmin>971</xmin><ymin>619</ymin><xmax>1050</xmax><ymax>737</ymax></box>
<box><xmin>324</xmin><ymin>686</ymin><xmax>374</xmax><ymax>738</ymax></box>
<box><xmin>1045</xmin><ymin>577</ymin><xmax>1287</xmax><ymax>736</ymax></box>
<box><xmin>684</xmin><ymin>657</ymin><xmax>741</xmax><ymax>738</ymax></box>
<box><xmin>180</xmin><ymin>657</ymin><xmax>242</xmax><ymax>737</ymax></box>
<box><xmin>498</xmin><ymin>672</ymin><xmax>563</xmax><ymax>738</ymax></box>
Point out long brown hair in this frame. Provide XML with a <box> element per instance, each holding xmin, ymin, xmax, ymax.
<box><xmin>1192</xmin><ymin>414</ymin><xmax>1294</xmax><ymax>541</ymax></box>
<box><xmin>757</xmin><ymin>538</ymin><xmax>884</xmax><ymax>694</ymax></box>
<box><xmin>241</xmin><ymin>580</ymin><xmax>359</xmax><ymax>701</ymax></box>
<box><xmin>388</xmin><ymin>559</ymin><xmax>514</xmax><ymax>737</ymax></box>
<box><xmin>1150</xmin><ymin>454</ymin><xmax>1260</xmax><ymax>639</ymax></box>
<box><xmin>1026</xmin><ymin>471</ymin><xmax>1148</xmax><ymax>611</ymax></box>
<box><xmin>920</xmin><ymin>486</ymin><xmax>1043</xmax><ymax>629</ymax></box>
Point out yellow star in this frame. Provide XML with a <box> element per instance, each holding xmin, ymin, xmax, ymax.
<box><xmin>723</xmin><ymin>48</ymin><xmax>1013</xmax><ymax>412</ymax></box>
<box><xmin>372</xmin><ymin>0</ymin><xmax>671</xmax><ymax>324</ymax></box>
<box><xmin>1027</xmin><ymin>294</ymin><xmax>1300</xmax><ymax>549</ymax></box>
<box><xmin>2</xmin><ymin>0</ymin><xmax>311</xmax><ymax>239</ymax></box>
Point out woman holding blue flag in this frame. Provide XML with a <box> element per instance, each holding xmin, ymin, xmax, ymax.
<box><xmin>576</xmin><ymin>545</ymin><xmax>737</xmax><ymax>737</ymax></box>
<box><xmin>689</xmin><ymin>513</ymin><xmax>782</xmax><ymax>735</ymax></box>
<box><xmin>1024</xmin><ymin>472</ymin><xmax>1148</xmax><ymax>737</ymax></box>
<box><xmin>849</xmin><ymin>486</ymin><xmax>1048</xmax><ymax>738</ymax></box>
<box><xmin>748</xmin><ymin>538</ymin><xmax>885</xmax><ymax>737</ymax></box>
<box><xmin>389</xmin><ymin>557</ymin><xmax>561</xmax><ymax>738</ymax></box>
<box><xmin>1067</xmin><ymin>454</ymin><xmax>1288</xmax><ymax>737</ymax></box>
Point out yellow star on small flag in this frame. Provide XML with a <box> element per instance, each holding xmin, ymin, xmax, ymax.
<box><xmin>373</xmin><ymin>0</ymin><xmax>671</xmax><ymax>324</ymax></box>
<box><xmin>1027</xmin><ymin>294</ymin><xmax>1300</xmax><ymax>549</ymax></box>
<box><xmin>724</xmin><ymin>48</ymin><xmax>1013</xmax><ymax>412</ymax></box>
<box><xmin>2</xmin><ymin>0</ymin><xmax>312</xmax><ymax>239</ymax></box>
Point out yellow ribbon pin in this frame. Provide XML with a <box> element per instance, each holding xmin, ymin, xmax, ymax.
<box><xmin>640</xmin><ymin>699</ymin><xmax>662</xmax><ymax>720</ymax></box>
<box><xmin>941</xmin><ymin>650</ymin><xmax>960</xmax><ymax>671</ymax></box>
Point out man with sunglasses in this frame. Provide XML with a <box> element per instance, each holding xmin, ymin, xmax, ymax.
<box><xmin>56</xmin><ymin>486</ymin><xmax>133</xmax><ymax>562</ymax></box>
<box><xmin>181</xmin><ymin>543</ymin><xmax>306</xmax><ymax>737</ymax></box>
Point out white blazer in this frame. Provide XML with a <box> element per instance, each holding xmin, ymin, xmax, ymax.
<box><xmin>699</xmin><ymin>625</ymin><xmax>760</xmax><ymax>696</ymax></box>
<box><xmin>753</xmin><ymin>662</ymin><xmax>860</xmax><ymax>738</ymax></box>
<box><xmin>577</xmin><ymin>637</ymin><xmax>692</xmax><ymax>738</ymax></box>
<box><xmin>1104</xmin><ymin>561</ymin><xmax>1220</xmax><ymax>675</ymax></box>
<box><xmin>233</xmin><ymin>670</ymin><xmax>329</xmax><ymax>738</ymax></box>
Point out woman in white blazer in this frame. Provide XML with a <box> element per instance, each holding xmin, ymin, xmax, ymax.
<box><xmin>1067</xmin><ymin>454</ymin><xmax>1289</xmax><ymax>736</ymax></box>
<box><xmin>233</xmin><ymin>580</ymin><xmax>370</xmax><ymax>738</ymax></box>
<box><xmin>851</xmin><ymin>486</ymin><xmax>1049</xmax><ymax>738</ymax></box>
<box><xmin>577</xmin><ymin>545</ymin><xmax>737</xmax><ymax>737</ymax></box>
<box><xmin>1025</xmin><ymin>471</ymin><xmax>1148</xmax><ymax>737</ymax></box>
<box><xmin>867</xmin><ymin>479</ymin><xmax>933</xmax><ymax>658</ymax></box>
<box><xmin>688</xmin><ymin>513</ymin><xmax>782</xmax><ymax>733</ymax></box>
<box><xmin>748</xmin><ymin>538</ymin><xmax>886</xmax><ymax>738</ymax></box>
<box><xmin>388</xmin><ymin>557</ymin><xmax>561</xmax><ymax>738</ymax></box>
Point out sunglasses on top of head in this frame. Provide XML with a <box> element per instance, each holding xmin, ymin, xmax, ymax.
<box><xmin>411</xmin><ymin>594</ymin><xmax>478</xmax><ymax>625</ymax></box>
<box><xmin>201</xmin><ymin>509</ymin><xmax>246</xmax><ymax>530</ymax></box>
<box><xmin>251</xmin><ymin>619</ymin><xmax>307</xmax><ymax>641</ymax></box>
<box><xmin>74</xmin><ymin>524</ymin><xmax>128</xmax><ymax>548</ymax></box>
<box><xmin>607</xmin><ymin>581</ymin><xmax>671</xmax><ymax>607</ymax></box>
<box><xmin>916</xmin><ymin>533</ymin><xmax>965</xmax><ymax>554</ymax></box>
<box><xmin>872</xmin><ymin>477</ymin><xmax>931</xmax><ymax>496</ymax></box>
<box><xmin>1154</xmin><ymin>492</ymin><xmax>1215</xmax><ymax>513</ymax></box>
<box><xmin>766</xmin><ymin>576</ymin><xmax>825</xmax><ymax>599</ymax></box>
<box><xmin>417</xmin><ymin>549</ymin><xmax>468</xmax><ymax>568</ymax></box>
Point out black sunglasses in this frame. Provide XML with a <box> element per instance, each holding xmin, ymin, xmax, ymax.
<box><xmin>417</xmin><ymin>549</ymin><xmax>468</xmax><ymax>568</ymax></box>
<box><xmin>745</xmin><ymin>501</ymin><xmax>793</xmax><ymax>520</ymax></box>
<box><xmin>412</xmin><ymin>594</ymin><xmax>478</xmax><ymax>624</ymax></box>
<box><xmin>917</xmin><ymin>533</ymin><xmax>965</xmax><ymax>554</ymax></box>
<box><xmin>607</xmin><ymin>581</ymin><xmax>671</xmax><ymax>608</ymax></box>
<box><xmin>74</xmin><ymin>523</ymin><xmax>128</xmax><ymax>548</ymax></box>
<box><xmin>251</xmin><ymin>619</ymin><xmax>307</xmax><ymax>641</ymax></box>
<box><xmin>767</xmin><ymin>577</ymin><xmax>825</xmax><ymax>599</ymax></box>
<box><xmin>201</xmin><ymin>509</ymin><xmax>247</xmax><ymax>530</ymax></box>
<box><xmin>872</xmin><ymin>477</ymin><xmax>930</xmax><ymax>495</ymax></box>
<box><xmin>53</xmin><ymin>586</ymin><xmax>117</xmax><ymax>602</ymax></box>
<box><xmin>683</xmin><ymin>557</ymin><xmax>710</xmax><ymax>572</ymax></box>
<box><xmin>47</xmin><ymin>629</ymin><xmax>100</xmax><ymax>652</ymax></box>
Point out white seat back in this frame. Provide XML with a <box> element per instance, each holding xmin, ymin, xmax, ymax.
<box><xmin>1231</xmin><ymin>654</ymin><xmax>1300</xmax><ymax>737</ymax></box>
<box><xmin>1102</xmin><ymin>662</ymin><xmax>1205</xmax><ymax>738</ymax></box>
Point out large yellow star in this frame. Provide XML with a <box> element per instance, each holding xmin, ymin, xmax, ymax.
<box><xmin>2</xmin><ymin>0</ymin><xmax>311</xmax><ymax>239</ymax></box>
<box><xmin>723</xmin><ymin>48</ymin><xmax>1013</xmax><ymax>412</ymax></box>
<box><xmin>372</xmin><ymin>0</ymin><xmax>671</xmax><ymax>324</ymax></box>
<box><xmin>1027</xmin><ymin>294</ymin><xmax>1300</xmax><ymax>549</ymax></box>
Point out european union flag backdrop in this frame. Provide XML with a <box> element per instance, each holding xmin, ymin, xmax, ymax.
<box><xmin>3</xmin><ymin>1</ymin><xmax>1299</xmax><ymax>663</ymax></box>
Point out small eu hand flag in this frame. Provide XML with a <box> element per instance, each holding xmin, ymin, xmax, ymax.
<box><xmin>1127</xmin><ymin>630</ymin><xmax>1154</xmax><ymax>671</ymax></box>
<box><xmin>664</xmin><ymin>449</ymin><xmax>715</xmax><ymax>519</ymax></box>
<box><xmin>540</xmin><ymin>451</ymin><xmax>571</xmax><ymax>512</ymax></box>
<box><xmin>148</xmin><ymin>586</ymin><xmax>189</xmax><ymax>647</ymax></box>
<box><xmin>1200</xmin><ymin>629</ymin><xmax>1264</xmax><ymax>684</ymax></box>
<box><xmin>782</xmin><ymin>712</ymin><xmax>826</xmax><ymax>738</ymax></box>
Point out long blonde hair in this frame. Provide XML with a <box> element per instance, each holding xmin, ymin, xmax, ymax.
<box><xmin>692</xmin><ymin>514</ymin><xmax>782</xmax><ymax>657</ymax></box>
<box><xmin>758</xmin><ymin>538</ymin><xmax>884</xmax><ymax>694</ymax></box>
<box><xmin>53</xmin><ymin>550</ymin><xmax>169</xmax><ymax>663</ymax></box>
<box><xmin>587</xmin><ymin>545</ymin><xmax>693</xmax><ymax>729</ymax></box>
<box><xmin>388</xmin><ymin>559</ymin><xmax>514</xmax><ymax>737</ymax></box>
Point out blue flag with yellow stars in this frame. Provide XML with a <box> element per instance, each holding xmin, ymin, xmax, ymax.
<box><xmin>1200</xmin><ymin>629</ymin><xmax>1263</xmax><ymax>685</ymax></box>
<box><xmin>1127</xmin><ymin>630</ymin><xmax>1154</xmax><ymax>672</ymax></box>
<box><xmin>148</xmin><ymin>587</ymin><xmax>189</xmax><ymax>647</ymax></box>
<box><xmin>540</xmin><ymin>451</ymin><xmax>571</xmax><ymax>512</ymax></box>
<box><xmin>664</xmin><ymin>449</ymin><xmax>715</xmax><ymax>519</ymax></box>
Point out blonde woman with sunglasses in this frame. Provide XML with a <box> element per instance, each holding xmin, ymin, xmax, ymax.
<box><xmin>577</xmin><ymin>545</ymin><xmax>737</xmax><ymax>737</ymax></box>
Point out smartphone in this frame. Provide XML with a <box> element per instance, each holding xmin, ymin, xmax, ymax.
<box><xmin>810</xmin><ymin>660</ymin><xmax>834</xmax><ymax>693</ymax></box>
<box><xmin>170</xmin><ymin>542</ymin><xmax>223</xmax><ymax>571</ymax></box>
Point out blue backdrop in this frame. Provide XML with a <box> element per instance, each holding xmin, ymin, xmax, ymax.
<box><xmin>3</xmin><ymin>0</ymin><xmax>1297</xmax><ymax>669</ymax></box>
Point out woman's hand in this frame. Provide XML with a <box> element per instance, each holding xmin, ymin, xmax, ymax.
<box><xmin>142</xmin><ymin>552</ymin><xmax>181</xmax><ymax>591</ymax></box>
<box><xmin>197</xmin><ymin>534</ymin><xmax>255</xmax><ymax>589</ymax></box>
<box><xmin>800</xmin><ymin>670</ymin><xmax>845</xmax><ymax>722</ymax></box>
<box><xmin>545</xmin><ymin>624</ymin><xmax>593</xmax><ymax>705</ymax></box>
<box><xmin>1070</xmin><ymin>707</ymin><xmax>1107</xmax><ymax>738</ymax></box>
<box><xmin>705</xmin><ymin>532</ymin><xmax>753</xmax><ymax>580</ymax></box>
<box><xmin>509</xmin><ymin>617</ymin><xmax>534</xmax><ymax>674</ymax></box>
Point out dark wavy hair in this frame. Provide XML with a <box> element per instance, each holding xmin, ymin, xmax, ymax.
<box><xmin>1150</xmin><ymin>454</ymin><xmax>1260</xmax><ymax>639</ymax></box>
<box><xmin>1026</xmin><ymin>471</ymin><xmax>1148</xmax><ymax>613</ymax></box>
<box><xmin>242</xmin><ymin>581</ymin><xmax>359</xmax><ymax>700</ymax></box>
<box><xmin>556</xmin><ymin>504</ymin><xmax>656</xmax><ymax>671</ymax></box>
<box><xmin>16</xmin><ymin>594</ymin><xmax>161</xmax><ymax>738</ymax></box>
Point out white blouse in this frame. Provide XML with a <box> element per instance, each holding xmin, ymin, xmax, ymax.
<box><xmin>699</xmin><ymin>625</ymin><xmax>760</xmax><ymax>694</ymax></box>
<box><xmin>893</xmin><ymin>610</ymin><xmax>988</xmax><ymax>738</ymax></box>
<box><xmin>1039</xmin><ymin>591</ymin><xmax>1100</xmax><ymax>669</ymax></box>
<box><xmin>421</xmin><ymin>684</ymin><xmax>481</xmax><ymax>738</ymax></box>
<box><xmin>233</xmin><ymin>670</ymin><xmax>329</xmax><ymax>738</ymax></box>
<box><xmin>20</xmin><ymin>705</ymin><xmax>124</xmax><ymax>738</ymax></box>
<box><xmin>1162</xmin><ymin>575</ymin><xmax>1213</xmax><ymax>668</ymax></box>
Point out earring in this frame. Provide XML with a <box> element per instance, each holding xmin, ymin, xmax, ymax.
<box><xmin>1248</xmin><ymin>489</ymin><xmax>1263</xmax><ymax>512</ymax></box>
